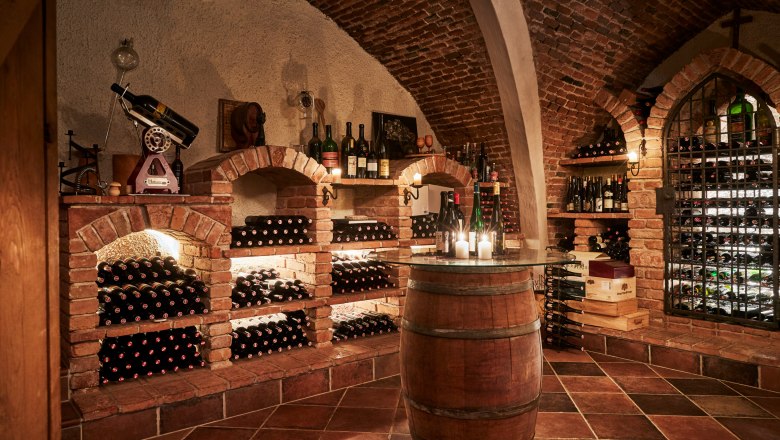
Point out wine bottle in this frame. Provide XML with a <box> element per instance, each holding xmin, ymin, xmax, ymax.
<box><xmin>435</xmin><ymin>192</ymin><xmax>448</xmax><ymax>255</ymax></box>
<box><xmin>377</xmin><ymin>129</ymin><xmax>390</xmax><ymax>179</ymax></box>
<box><xmin>477</xmin><ymin>142</ymin><xmax>488</xmax><ymax>182</ymax></box>
<box><xmin>594</xmin><ymin>177</ymin><xmax>603</xmax><ymax>213</ymax></box>
<box><xmin>728</xmin><ymin>88</ymin><xmax>754</xmax><ymax>143</ymax></box>
<box><xmin>489</xmin><ymin>182</ymin><xmax>505</xmax><ymax>255</ymax></box>
<box><xmin>446</xmin><ymin>191</ymin><xmax>459</xmax><ymax>257</ymax></box>
<box><xmin>366</xmin><ymin>140</ymin><xmax>378</xmax><ymax>179</ymax></box>
<box><xmin>110</xmin><ymin>83</ymin><xmax>199</xmax><ymax>147</ymax></box>
<box><xmin>355</xmin><ymin>124</ymin><xmax>368</xmax><ymax>178</ymax></box>
<box><xmin>602</xmin><ymin>177</ymin><xmax>613</xmax><ymax>212</ymax></box>
<box><xmin>468</xmin><ymin>177</ymin><xmax>483</xmax><ymax>255</ymax></box>
<box><xmin>321</xmin><ymin>125</ymin><xmax>339</xmax><ymax>173</ymax></box>
<box><xmin>171</xmin><ymin>146</ymin><xmax>184</xmax><ymax>192</ymax></box>
<box><xmin>342</xmin><ymin>122</ymin><xmax>356</xmax><ymax>178</ymax></box>
<box><xmin>453</xmin><ymin>192</ymin><xmax>465</xmax><ymax>232</ymax></box>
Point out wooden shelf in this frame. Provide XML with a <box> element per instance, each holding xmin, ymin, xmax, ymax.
<box><xmin>225</xmin><ymin>244</ymin><xmax>326</xmax><ymax>258</ymax></box>
<box><xmin>328</xmin><ymin>288</ymin><xmax>404</xmax><ymax>305</ymax></box>
<box><xmin>330</xmin><ymin>178</ymin><xmax>401</xmax><ymax>186</ymax></box>
<box><xmin>70</xmin><ymin>313</ymin><xmax>219</xmax><ymax>341</ymax></box>
<box><xmin>330</xmin><ymin>239</ymin><xmax>399</xmax><ymax>251</ymax></box>
<box><xmin>560</xmin><ymin>155</ymin><xmax>628</xmax><ymax>167</ymax></box>
<box><xmin>548</xmin><ymin>212</ymin><xmax>632</xmax><ymax>219</ymax></box>
<box><xmin>228</xmin><ymin>298</ymin><xmax>327</xmax><ymax>320</ymax></box>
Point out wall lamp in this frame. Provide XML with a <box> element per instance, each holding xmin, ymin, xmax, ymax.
<box><xmin>627</xmin><ymin>139</ymin><xmax>647</xmax><ymax>177</ymax></box>
<box><xmin>322</xmin><ymin>169</ymin><xmax>341</xmax><ymax>206</ymax></box>
<box><xmin>403</xmin><ymin>173</ymin><xmax>423</xmax><ymax>206</ymax></box>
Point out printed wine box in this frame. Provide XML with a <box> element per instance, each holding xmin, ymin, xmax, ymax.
<box><xmin>584</xmin><ymin>276</ymin><xmax>636</xmax><ymax>302</ymax></box>
<box><xmin>569</xmin><ymin>309</ymin><xmax>649</xmax><ymax>331</ymax></box>
<box><xmin>589</xmin><ymin>260</ymin><xmax>635</xmax><ymax>278</ymax></box>
<box><xmin>567</xmin><ymin>297</ymin><xmax>638</xmax><ymax>317</ymax></box>
<box><xmin>563</xmin><ymin>251</ymin><xmax>611</xmax><ymax>281</ymax></box>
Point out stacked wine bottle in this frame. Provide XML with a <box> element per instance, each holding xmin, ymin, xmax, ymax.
<box><xmin>588</xmin><ymin>225</ymin><xmax>631</xmax><ymax>263</ymax></box>
<box><xmin>231</xmin><ymin>215</ymin><xmax>313</xmax><ymax>248</ymax></box>
<box><xmin>331</xmin><ymin>255</ymin><xmax>395</xmax><ymax>294</ymax></box>
<box><xmin>332</xmin><ymin>220</ymin><xmax>397</xmax><ymax>243</ymax></box>
<box><xmin>99</xmin><ymin>326</ymin><xmax>204</xmax><ymax>383</ymax></box>
<box><xmin>230</xmin><ymin>311</ymin><xmax>312</xmax><ymax>359</ymax></box>
<box><xmin>479</xmin><ymin>189</ymin><xmax>518</xmax><ymax>233</ymax></box>
<box><xmin>411</xmin><ymin>213</ymin><xmax>437</xmax><ymax>238</ymax></box>
<box><xmin>331</xmin><ymin>312</ymin><xmax>398</xmax><ymax>341</ymax></box>
<box><xmin>569</xmin><ymin>128</ymin><xmax>627</xmax><ymax>159</ymax></box>
<box><xmin>543</xmin><ymin>265</ymin><xmax>585</xmax><ymax>351</ymax></box>
<box><xmin>231</xmin><ymin>268</ymin><xmax>312</xmax><ymax>309</ymax></box>
<box><xmin>97</xmin><ymin>256</ymin><xmax>208</xmax><ymax>326</ymax></box>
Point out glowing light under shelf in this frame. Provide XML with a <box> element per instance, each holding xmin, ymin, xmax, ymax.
<box><xmin>144</xmin><ymin>229</ymin><xmax>180</xmax><ymax>260</ymax></box>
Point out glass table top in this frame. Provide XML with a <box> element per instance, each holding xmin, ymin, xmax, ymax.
<box><xmin>371</xmin><ymin>248</ymin><xmax>574</xmax><ymax>268</ymax></box>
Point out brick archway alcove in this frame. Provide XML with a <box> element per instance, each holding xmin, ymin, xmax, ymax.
<box><xmin>391</xmin><ymin>156</ymin><xmax>472</xmax><ymax>188</ymax></box>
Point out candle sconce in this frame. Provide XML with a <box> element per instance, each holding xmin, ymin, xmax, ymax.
<box><xmin>322</xmin><ymin>186</ymin><xmax>339</xmax><ymax>206</ymax></box>
<box><xmin>627</xmin><ymin>138</ymin><xmax>647</xmax><ymax>177</ymax></box>
<box><xmin>403</xmin><ymin>184</ymin><xmax>423</xmax><ymax>206</ymax></box>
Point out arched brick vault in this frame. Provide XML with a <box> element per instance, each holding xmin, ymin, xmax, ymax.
<box><xmin>184</xmin><ymin>146</ymin><xmax>472</xmax><ymax>195</ymax></box>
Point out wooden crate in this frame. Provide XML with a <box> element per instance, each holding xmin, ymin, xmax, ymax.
<box><xmin>585</xmin><ymin>276</ymin><xmax>636</xmax><ymax>302</ymax></box>
<box><xmin>569</xmin><ymin>309</ymin><xmax>649</xmax><ymax>331</ymax></box>
<box><xmin>568</xmin><ymin>298</ymin><xmax>638</xmax><ymax>317</ymax></box>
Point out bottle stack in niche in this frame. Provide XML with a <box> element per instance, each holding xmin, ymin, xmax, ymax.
<box><xmin>331</xmin><ymin>255</ymin><xmax>395</xmax><ymax>294</ymax></box>
<box><xmin>231</xmin><ymin>215</ymin><xmax>313</xmax><ymax>248</ymax></box>
<box><xmin>411</xmin><ymin>213</ymin><xmax>437</xmax><ymax>239</ymax></box>
<box><xmin>331</xmin><ymin>312</ymin><xmax>398</xmax><ymax>341</ymax></box>
<box><xmin>570</xmin><ymin>128</ymin><xmax>627</xmax><ymax>159</ymax></box>
<box><xmin>332</xmin><ymin>219</ymin><xmax>397</xmax><ymax>243</ymax></box>
<box><xmin>565</xmin><ymin>173</ymin><xmax>629</xmax><ymax>213</ymax></box>
<box><xmin>589</xmin><ymin>225</ymin><xmax>631</xmax><ymax>264</ymax></box>
<box><xmin>97</xmin><ymin>256</ymin><xmax>209</xmax><ymax>326</ymax></box>
<box><xmin>308</xmin><ymin>122</ymin><xmax>391</xmax><ymax>179</ymax></box>
<box><xmin>543</xmin><ymin>265</ymin><xmax>585</xmax><ymax>351</ymax></box>
<box><xmin>231</xmin><ymin>267</ymin><xmax>312</xmax><ymax>309</ymax></box>
<box><xmin>230</xmin><ymin>311</ymin><xmax>311</xmax><ymax>360</ymax></box>
<box><xmin>99</xmin><ymin>327</ymin><xmax>204</xmax><ymax>383</ymax></box>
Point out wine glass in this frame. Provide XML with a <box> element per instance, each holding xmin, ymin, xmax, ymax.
<box><xmin>416</xmin><ymin>137</ymin><xmax>424</xmax><ymax>154</ymax></box>
<box><xmin>424</xmin><ymin>135</ymin><xmax>433</xmax><ymax>154</ymax></box>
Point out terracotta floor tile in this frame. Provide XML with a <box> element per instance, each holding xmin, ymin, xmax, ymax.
<box><xmin>629</xmin><ymin>394</ymin><xmax>706</xmax><ymax>416</ymax></box>
<box><xmin>326</xmin><ymin>407</ymin><xmax>395</xmax><ymax>433</ymax></box>
<box><xmin>539</xmin><ymin>393</ymin><xmax>578</xmax><ymax>412</ymax></box>
<box><xmin>599</xmin><ymin>362</ymin><xmax>659</xmax><ymax>377</ymax></box>
<box><xmin>728</xmin><ymin>382</ymin><xmax>780</xmax><ymax>397</ymax></box>
<box><xmin>649</xmin><ymin>415</ymin><xmax>738</xmax><ymax>440</ymax></box>
<box><xmin>61</xmin><ymin>401</ymin><xmax>81</xmax><ymax>427</ymax></box>
<box><xmin>688</xmin><ymin>395</ymin><xmax>774</xmax><ymax>418</ymax></box>
<box><xmin>340</xmin><ymin>387</ymin><xmax>401</xmax><ymax>409</ymax></box>
<box><xmin>613</xmin><ymin>377</ymin><xmax>681</xmax><ymax>394</ymax></box>
<box><xmin>264</xmin><ymin>405</ymin><xmax>336</xmax><ymax>430</ymax></box>
<box><xmin>357</xmin><ymin>376</ymin><xmax>400</xmax><ymax>389</ymax></box>
<box><xmin>550</xmin><ymin>362</ymin><xmax>605</xmax><ymax>376</ymax></box>
<box><xmin>589</xmin><ymin>352</ymin><xmax>637</xmax><ymax>363</ymax></box>
<box><xmin>318</xmin><ymin>433</ymin><xmax>387</xmax><ymax>440</ymax></box>
<box><xmin>251</xmin><ymin>429</ymin><xmax>320</xmax><ymax>440</ymax></box>
<box><xmin>146</xmin><ymin>428</ymin><xmax>193</xmax><ymax>440</ymax></box>
<box><xmin>391</xmin><ymin>408</ymin><xmax>409</xmax><ymax>434</ymax></box>
<box><xmin>388</xmin><ymin>435</ymin><xmax>412</xmax><ymax>440</ymax></box>
<box><xmin>206</xmin><ymin>408</ymin><xmax>274</xmax><ymax>428</ymax></box>
<box><xmin>716</xmin><ymin>417</ymin><xmax>780</xmax><ymax>440</ymax></box>
<box><xmin>584</xmin><ymin>414</ymin><xmax>665</xmax><ymax>440</ymax></box>
<box><xmin>544</xmin><ymin>348</ymin><xmax>594</xmax><ymax>363</ymax></box>
<box><xmin>559</xmin><ymin>376</ymin><xmax>622</xmax><ymax>393</ymax></box>
<box><xmin>294</xmin><ymin>390</ymin><xmax>345</xmax><ymax>406</ymax></box>
<box><xmin>749</xmin><ymin>397</ymin><xmax>780</xmax><ymax>418</ymax></box>
<box><xmin>534</xmin><ymin>412</ymin><xmax>595</xmax><ymax>439</ymax></box>
<box><xmin>650</xmin><ymin>365</ymin><xmax>701</xmax><ymax>378</ymax></box>
<box><xmin>543</xmin><ymin>361</ymin><xmax>554</xmax><ymax>375</ymax></box>
<box><xmin>542</xmin><ymin>375</ymin><xmax>566</xmax><ymax>393</ymax></box>
<box><xmin>570</xmin><ymin>392</ymin><xmax>641</xmax><ymax>414</ymax></box>
<box><xmin>183</xmin><ymin>427</ymin><xmax>256</xmax><ymax>440</ymax></box>
<box><xmin>668</xmin><ymin>378</ymin><xmax>740</xmax><ymax>396</ymax></box>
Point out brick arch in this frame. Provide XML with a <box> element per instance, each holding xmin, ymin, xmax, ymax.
<box><xmin>184</xmin><ymin>146</ymin><xmax>329</xmax><ymax>195</ymax></box>
<box><xmin>646</xmin><ymin>48</ymin><xmax>780</xmax><ymax>140</ymax></box>
<box><xmin>73</xmin><ymin>205</ymin><xmax>229</xmax><ymax>253</ymax></box>
<box><xmin>593</xmin><ymin>89</ymin><xmax>645</xmax><ymax>151</ymax></box>
<box><xmin>391</xmin><ymin>156</ymin><xmax>472</xmax><ymax>188</ymax></box>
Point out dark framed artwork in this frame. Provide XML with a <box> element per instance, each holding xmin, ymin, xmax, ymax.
<box><xmin>371</xmin><ymin>112</ymin><xmax>418</xmax><ymax>159</ymax></box>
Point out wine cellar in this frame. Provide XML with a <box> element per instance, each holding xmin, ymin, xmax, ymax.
<box><xmin>664</xmin><ymin>74</ymin><xmax>779</xmax><ymax>328</ymax></box>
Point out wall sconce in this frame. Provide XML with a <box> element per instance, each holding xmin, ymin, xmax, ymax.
<box><xmin>322</xmin><ymin>168</ymin><xmax>341</xmax><ymax>205</ymax></box>
<box><xmin>627</xmin><ymin>151</ymin><xmax>640</xmax><ymax>176</ymax></box>
<box><xmin>403</xmin><ymin>173</ymin><xmax>423</xmax><ymax>206</ymax></box>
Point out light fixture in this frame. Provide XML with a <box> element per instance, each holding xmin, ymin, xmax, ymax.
<box><xmin>627</xmin><ymin>151</ymin><xmax>640</xmax><ymax>176</ymax></box>
<box><xmin>322</xmin><ymin>168</ymin><xmax>341</xmax><ymax>205</ymax></box>
<box><xmin>403</xmin><ymin>173</ymin><xmax>423</xmax><ymax>206</ymax></box>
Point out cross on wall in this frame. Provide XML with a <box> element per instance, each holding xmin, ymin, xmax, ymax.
<box><xmin>721</xmin><ymin>7</ymin><xmax>753</xmax><ymax>49</ymax></box>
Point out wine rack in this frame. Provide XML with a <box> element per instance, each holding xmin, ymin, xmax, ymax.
<box><xmin>230</xmin><ymin>215</ymin><xmax>313</xmax><ymax>248</ymax></box>
<box><xmin>411</xmin><ymin>213</ymin><xmax>437</xmax><ymax>238</ymax></box>
<box><xmin>331</xmin><ymin>311</ymin><xmax>398</xmax><ymax>341</ymax></box>
<box><xmin>332</xmin><ymin>219</ymin><xmax>397</xmax><ymax>243</ymax></box>
<box><xmin>229</xmin><ymin>311</ymin><xmax>312</xmax><ymax>360</ymax></box>
<box><xmin>664</xmin><ymin>75</ymin><xmax>779</xmax><ymax>329</ymax></box>
<box><xmin>588</xmin><ymin>224</ymin><xmax>631</xmax><ymax>263</ymax></box>
<box><xmin>99</xmin><ymin>326</ymin><xmax>204</xmax><ymax>383</ymax></box>
<box><xmin>97</xmin><ymin>256</ymin><xmax>208</xmax><ymax>326</ymax></box>
<box><xmin>331</xmin><ymin>255</ymin><xmax>395</xmax><ymax>294</ymax></box>
<box><xmin>543</xmin><ymin>261</ymin><xmax>586</xmax><ymax>350</ymax></box>
<box><xmin>231</xmin><ymin>267</ymin><xmax>313</xmax><ymax>309</ymax></box>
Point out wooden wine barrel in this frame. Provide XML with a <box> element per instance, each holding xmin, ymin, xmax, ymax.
<box><xmin>400</xmin><ymin>266</ymin><xmax>542</xmax><ymax>440</ymax></box>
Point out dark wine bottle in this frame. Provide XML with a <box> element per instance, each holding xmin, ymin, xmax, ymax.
<box><xmin>489</xmin><ymin>182</ymin><xmax>505</xmax><ymax>255</ymax></box>
<box><xmin>356</xmin><ymin>124</ymin><xmax>368</xmax><ymax>178</ymax></box>
<box><xmin>321</xmin><ymin>125</ymin><xmax>339</xmax><ymax>173</ymax></box>
<box><xmin>366</xmin><ymin>140</ymin><xmax>378</xmax><ymax>179</ymax></box>
<box><xmin>171</xmin><ymin>146</ymin><xmax>184</xmax><ymax>192</ymax></box>
<box><xmin>477</xmin><ymin>142</ymin><xmax>489</xmax><ymax>182</ymax></box>
<box><xmin>342</xmin><ymin>122</ymin><xmax>356</xmax><ymax>177</ymax></box>
<box><xmin>377</xmin><ymin>129</ymin><xmax>390</xmax><ymax>179</ymax></box>
<box><xmin>308</xmin><ymin>122</ymin><xmax>322</xmax><ymax>164</ymax></box>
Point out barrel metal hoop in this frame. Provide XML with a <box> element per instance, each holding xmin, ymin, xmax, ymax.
<box><xmin>408</xmin><ymin>278</ymin><xmax>533</xmax><ymax>296</ymax></box>
<box><xmin>404</xmin><ymin>394</ymin><xmax>541</xmax><ymax>420</ymax></box>
<box><xmin>401</xmin><ymin>318</ymin><xmax>541</xmax><ymax>339</ymax></box>
<box><xmin>410</xmin><ymin>265</ymin><xmax>531</xmax><ymax>274</ymax></box>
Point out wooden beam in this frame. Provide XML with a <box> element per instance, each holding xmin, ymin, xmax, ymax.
<box><xmin>0</xmin><ymin>0</ymin><xmax>39</xmax><ymax>65</ymax></box>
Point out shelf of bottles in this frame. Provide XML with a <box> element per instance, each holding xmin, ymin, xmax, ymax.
<box><xmin>97</xmin><ymin>256</ymin><xmax>209</xmax><ymax>327</ymax></box>
<box><xmin>331</xmin><ymin>254</ymin><xmax>396</xmax><ymax>295</ymax></box>
<box><xmin>588</xmin><ymin>224</ymin><xmax>631</xmax><ymax>263</ymax></box>
<box><xmin>411</xmin><ymin>213</ymin><xmax>437</xmax><ymax>239</ymax></box>
<box><xmin>664</xmin><ymin>75</ymin><xmax>779</xmax><ymax>329</ymax></box>
<box><xmin>308</xmin><ymin>121</ymin><xmax>391</xmax><ymax>180</ymax></box>
<box><xmin>99</xmin><ymin>326</ymin><xmax>205</xmax><ymax>384</ymax></box>
<box><xmin>230</xmin><ymin>215</ymin><xmax>313</xmax><ymax>249</ymax></box>
<box><xmin>478</xmin><ymin>186</ymin><xmax>518</xmax><ymax>233</ymax></box>
<box><xmin>229</xmin><ymin>311</ymin><xmax>312</xmax><ymax>360</ymax></box>
<box><xmin>230</xmin><ymin>266</ymin><xmax>313</xmax><ymax>310</ymax></box>
<box><xmin>563</xmin><ymin>173</ymin><xmax>630</xmax><ymax>215</ymax></box>
<box><xmin>330</xmin><ymin>303</ymin><xmax>399</xmax><ymax>342</ymax></box>
<box><xmin>332</xmin><ymin>219</ymin><xmax>397</xmax><ymax>244</ymax></box>
<box><xmin>543</xmin><ymin>263</ymin><xmax>585</xmax><ymax>350</ymax></box>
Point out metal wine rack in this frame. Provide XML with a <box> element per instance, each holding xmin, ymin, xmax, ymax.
<box><xmin>543</xmin><ymin>249</ymin><xmax>585</xmax><ymax>350</ymax></box>
<box><xmin>663</xmin><ymin>74</ymin><xmax>779</xmax><ymax>329</ymax></box>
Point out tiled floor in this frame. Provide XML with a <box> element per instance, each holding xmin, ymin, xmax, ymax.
<box><xmin>143</xmin><ymin>348</ymin><xmax>780</xmax><ymax>440</ymax></box>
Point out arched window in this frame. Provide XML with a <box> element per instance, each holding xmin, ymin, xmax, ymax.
<box><xmin>663</xmin><ymin>74</ymin><xmax>779</xmax><ymax>329</ymax></box>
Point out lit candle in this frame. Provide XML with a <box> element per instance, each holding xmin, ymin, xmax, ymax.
<box><xmin>478</xmin><ymin>234</ymin><xmax>492</xmax><ymax>260</ymax></box>
<box><xmin>331</xmin><ymin>168</ymin><xmax>342</xmax><ymax>184</ymax></box>
<box><xmin>455</xmin><ymin>233</ymin><xmax>469</xmax><ymax>259</ymax></box>
<box><xmin>627</xmin><ymin>151</ymin><xmax>638</xmax><ymax>164</ymax></box>
<box><xmin>413</xmin><ymin>173</ymin><xmax>422</xmax><ymax>186</ymax></box>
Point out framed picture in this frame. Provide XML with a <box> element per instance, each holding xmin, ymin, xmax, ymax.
<box><xmin>371</xmin><ymin>112</ymin><xmax>418</xmax><ymax>159</ymax></box>
<box><xmin>217</xmin><ymin>99</ymin><xmax>244</xmax><ymax>153</ymax></box>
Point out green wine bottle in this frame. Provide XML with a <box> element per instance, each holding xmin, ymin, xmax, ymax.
<box><xmin>321</xmin><ymin>125</ymin><xmax>339</xmax><ymax>173</ymax></box>
<box><xmin>727</xmin><ymin>88</ymin><xmax>754</xmax><ymax>143</ymax></box>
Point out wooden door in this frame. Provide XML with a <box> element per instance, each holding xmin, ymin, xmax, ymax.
<box><xmin>0</xmin><ymin>1</ymin><xmax>60</xmax><ymax>439</ymax></box>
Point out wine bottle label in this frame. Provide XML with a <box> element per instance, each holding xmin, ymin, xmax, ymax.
<box><xmin>322</xmin><ymin>152</ymin><xmax>339</xmax><ymax>168</ymax></box>
<box><xmin>357</xmin><ymin>157</ymin><xmax>367</xmax><ymax>168</ymax></box>
<box><xmin>435</xmin><ymin>231</ymin><xmax>444</xmax><ymax>252</ymax></box>
<box><xmin>468</xmin><ymin>231</ymin><xmax>477</xmax><ymax>252</ymax></box>
<box><xmin>595</xmin><ymin>197</ymin><xmax>603</xmax><ymax>212</ymax></box>
<box><xmin>367</xmin><ymin>162</ymin><xmax>378</xmax><ymax>172</ymax></box>
<box><xmin>347</xmin><ymin>156</ymin><xmax>357</xmax><ymax>176</ymax></box>
<box><xmin>379</xmin><ymin>159</ymin><xmax>390</xmax><ymax>177</ymax></box>
<box><xmin>443</xmin><ymin>231</ymin><xmax>450</xmax><ymax>253</ymax></box>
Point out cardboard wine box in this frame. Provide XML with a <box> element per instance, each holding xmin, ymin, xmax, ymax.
<box><xmin>585</xmin><ymin>276</ymin><xmax>637</xmax><ymax>302</ymax></box>
<box><xmin>567</xmin><ymin>297</ymin><xmax>638</xmax><ymax>317</ymax></box>
<box><xmin>589</xmin><ymin>260</ymin><xmax>635</xmax><ymax>279</ymax></box>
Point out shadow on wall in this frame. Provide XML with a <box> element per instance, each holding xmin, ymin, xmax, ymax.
<box><xmin>280</xmin><ymin>51</ymin><xmax>311</xmax><ymax>145</ymax></box>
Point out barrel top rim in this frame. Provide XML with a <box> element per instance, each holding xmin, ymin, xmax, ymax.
<box><xmin>372</xmin><ymin>249</ymin><xmax>572</xmax><ymax>270</ymax></box>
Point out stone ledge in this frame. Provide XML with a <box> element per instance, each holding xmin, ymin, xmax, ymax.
<box><xmin>70</xmin><ymin>333</ymin><xmax>400</xmax><ymax>423</ymax></box>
